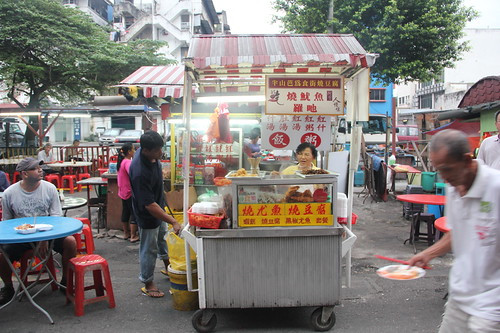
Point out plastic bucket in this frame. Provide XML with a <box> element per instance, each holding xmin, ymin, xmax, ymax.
<box><xmin>167</xmin><ymin>265</ymin><xmax>199</xmax><ymax>311</ymax></box>
<box><xmin>421</xmin><ymin>172</ymin><xmax>436</xmax><ymax>192</ymax></box>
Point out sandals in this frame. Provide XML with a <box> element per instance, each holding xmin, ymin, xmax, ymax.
<box><xmin>141</xmin><ymin>287</ymin><xmax>164</xmax><ymax>298</ymax></box>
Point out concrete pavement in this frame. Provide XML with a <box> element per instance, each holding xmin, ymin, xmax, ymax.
<box><xmin>0</xmin><ymin>185</ymin><xmax>452</xmax><ymax>332</ymax></box>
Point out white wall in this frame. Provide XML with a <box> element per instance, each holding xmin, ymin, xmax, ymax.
<box><xmin>445</xmin><ymin>29</ymin><xmax>500</xmax><ymax>83</ymax></box>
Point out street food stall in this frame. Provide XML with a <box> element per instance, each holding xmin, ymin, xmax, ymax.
<box><xmin>179</xmin><ymin>34</ymin><xmax>376</xmax><ymax>332</ymax></box>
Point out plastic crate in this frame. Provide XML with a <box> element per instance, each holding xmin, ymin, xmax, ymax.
<box><xmin>187</xmin><ymin>208</ymin><xmax>223</xmax><ymax>229</ymax></box>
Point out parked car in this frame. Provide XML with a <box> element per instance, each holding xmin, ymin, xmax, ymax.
<box><xmin>396</xmin><ymin>124</ymin><xmax>419</xmax><ymax>142</ymax></box>
<box><xmin>114</xmin><ymin>129</ymin><xmax>143</xmax><ymax>145</ymax></box>
<box><xmin>0</xmin><ymin>130</ymin><xmax>25</xmax><ymax>147</ymax></box>
<box><xmin>99</xmin><ymin>128</ymin><xmax>125</xmax><ymax>146</ymax></box>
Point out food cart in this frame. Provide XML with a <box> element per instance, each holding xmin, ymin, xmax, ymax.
<box><xmin>180</xmin><ymin>34</ymin><xmax>376</xmax><ymax>332</ymax></box>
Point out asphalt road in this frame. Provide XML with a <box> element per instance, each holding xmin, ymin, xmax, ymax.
<box><xmin>0</xmin><ymin>185</ymin><xmax>452</xmax><ymax>332</ymax></box>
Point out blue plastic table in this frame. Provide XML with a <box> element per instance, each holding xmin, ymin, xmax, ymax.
<box><xmin>0</xmin><ymin>216</ymin><xmax>82</xmax><ymax>323</ymax></box>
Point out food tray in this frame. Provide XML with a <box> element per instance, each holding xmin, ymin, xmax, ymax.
<box><xmin>225</xmin><ymin>170</ymin><xmax>266</xmax><ymax>179</ymax></box>
<box><xmin>295</xmin><ymin>170</ymin><xmax>338</xmax><ymax>178</ymax></box>
<box><xmin>187</xmin><ymin>208</ymin><xmax>223</xmax><ymax>229</ymax></box>
<box><xmin>376</xmin><ymin>265</ymin><xmax>425</xmax><ymax>280</ymax></box>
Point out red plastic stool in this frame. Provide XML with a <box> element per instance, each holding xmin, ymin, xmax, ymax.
<box><xmin>76</xmin><ymin>217</ymin><xmax>92</xmax><ymax>229</ymax></box>
<box><xmin>62</xmin><ymin>174</ymin><xmax>78</xmax><ymax>194</ymax></box>
<box><xmin>77</xmin><ymin>173</ymin><xmax>91</xmax><ymax>192</ymax></box>
<box><xmin>20</xmin><ymin>251</ymin><xmax>58</xmax><ymax>291</ymax></box>
<box><xmin>45</xmin><ymin>174</ymin><xmax>61</xmax><ymax>188</ymax></box>
<box><xmin>98</xmin><ymin>168</ymin><xmax>108</xmax><ymax>176</ymax></box>
<box><xmin>66</xmin><ymin>254</ymin><xmax>116</xmax><ymax>316</ymax></box>
<box><xmin>12</xmin><ymin>171</ymin><xmax>21</xmax><ymax>183</ymax></box>
<box><xmin>73</xmin><ymin>225</ymin><xmax>95</xmax><ymax>255</ymax></box>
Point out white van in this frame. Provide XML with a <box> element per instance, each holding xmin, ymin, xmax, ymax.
<box><xmin>336</xmin><ymin>114</ymin><xmax>390</xmax><ymax>145</ymax></box>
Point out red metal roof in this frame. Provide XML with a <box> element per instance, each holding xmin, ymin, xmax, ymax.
<box><xmin>459</xmin><ymin>76</ymin><xmax>500</xmax><ymax>107</ymax></box>
<box><xmin>187</xmin><ymin>34</ymin><xmax>374</xmax><ymax>70</ymax></box>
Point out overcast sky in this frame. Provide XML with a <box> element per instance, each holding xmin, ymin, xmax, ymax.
<box><xmin>212</xmin><ymin>0</ymin><xmax>500</xmax><ymax>34</ymax></box>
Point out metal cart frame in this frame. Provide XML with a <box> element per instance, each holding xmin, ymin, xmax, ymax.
<box><xmin>182</xmin><ymin>174</ymin><xmax>357</xmax><ymax>332</ymax></box>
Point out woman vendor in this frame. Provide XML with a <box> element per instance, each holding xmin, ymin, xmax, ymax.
<box><xmin>243</xmin><ymin>128</ymin><xmax>261</xmax><ymax>158</ymax></box>
<box><xmin>280</xmin><ymin>142</ymin><xmax>319</xmax><ymax>175</ymax></box>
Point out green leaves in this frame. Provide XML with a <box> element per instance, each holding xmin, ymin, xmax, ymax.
<box><xmin>273</xmin><ymin>0</ymin><xmax>477</xmax><ymax>83</ymax></box>
<box><xmin>0</xmin><ymin>0</ymin><xmax>173</xmax><ymax>107</ymax></box>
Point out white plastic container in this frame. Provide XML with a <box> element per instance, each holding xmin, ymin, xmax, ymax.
<box><xmin>336</xmin><ymin>193</ymin><xmax>348</xmax><ymax>224</ymax></box>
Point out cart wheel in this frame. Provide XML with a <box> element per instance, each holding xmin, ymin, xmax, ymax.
<box><xmin>310</xmin><ymin>307</ymin><xmax>336</xmax><ymax>331</ymax></box>
<box><xmin>192</xmin><ymin>309</ymin><xmax>217</xmax><ymax>333</ymax></box>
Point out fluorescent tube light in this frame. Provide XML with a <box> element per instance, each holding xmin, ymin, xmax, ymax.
<box><xmin>0</xmin><ymin>112</ymin><xmax>41</xmax><ymax>116</ymax></box>
<box><xmin>196</xmin><ymin>95</ymin><xmax>265</xmax><ymax>103</ymax></box>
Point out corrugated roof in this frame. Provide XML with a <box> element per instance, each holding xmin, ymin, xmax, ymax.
<box><xmin>187</xmin><ymin>34</ymin><xmax>375</xmax><ymax>70</ymax></box>
<box><xmin>118</xmin><ymin>65</ymin><xmax>186</xmax><ymax>98</ymax></box>
<box><xmin>120</xmin><ymin>65</ymin><xmax>184</xmax><ymax>85</ymax></box>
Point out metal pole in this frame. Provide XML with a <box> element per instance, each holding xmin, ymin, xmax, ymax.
<box><xmin>151</xmin><ymin>0</ymin><xmax>156</xmax><ymax>41</ymax></box>
<box><xmin>392</xmin><ymin>97</ymin><xmax>397</xmax><ymax>156</ymax></box>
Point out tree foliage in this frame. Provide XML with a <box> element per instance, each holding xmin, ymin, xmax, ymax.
<box><xmin>273</xmin><ymin>0</ymin><xmax>477</xmax><ymax>83</ymax></box>
<box><xmin>0</xmin><ymin>0</ymin><xmax>173</xmax><ymax>109</ymax></box>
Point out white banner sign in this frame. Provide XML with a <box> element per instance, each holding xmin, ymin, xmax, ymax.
<box><xmin>261</xmin><ymin>115</ymin><xmax>332</xmax><ymax>151</ymax></box>
<box><xmin>265</xmin><ymin>75</ymin><xmax>344</xmax><ymax>116</ymax></box>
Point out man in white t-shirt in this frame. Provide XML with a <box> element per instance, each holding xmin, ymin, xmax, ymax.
<box><xmin>476</xmin><ymin>110</ymin><xmax>500</xmax><ymax>170</ymax></box>
<box><xmin>409</xmin><ymin>130</ymin><xmax>500</xmax><ymax>332</ymax></box>
<box><xmin>0</xmin><ymin>158</ymin><xmax>77</xmax><ymax>305</ymax></box>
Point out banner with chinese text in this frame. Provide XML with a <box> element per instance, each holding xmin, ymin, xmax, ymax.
<box><xmin>238</xmin><ymin>203</ymin><xmax>334</xmax><ymax>227</ymax></box>
<box><xmin>261</xmin><ymin>115</ymin><xmax>332</xmax><ymax>151</ymax></box>
<box><xmin>265</xmin><ymin>76</ymin><xmax>344</xmax><ymax>116</ymax></box>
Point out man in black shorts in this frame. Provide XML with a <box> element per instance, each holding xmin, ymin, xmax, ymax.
<box><xmin>0</xmin><ymin>157</ymin><xmax>77</xmax><ymax>305</ymax></box>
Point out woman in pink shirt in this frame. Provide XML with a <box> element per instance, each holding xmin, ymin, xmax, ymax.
<box><xmin>117</xmin><ymin>143</ymin><xmax>139</xmax><ymax>242</ymax></box>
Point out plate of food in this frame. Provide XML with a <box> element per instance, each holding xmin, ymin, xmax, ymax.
<box><xmin>376</xmin><ymin>264</ymin><xmax>425</xmax><ymax>280</ymax></box>
<box><xmin>14</xmin><ymin>223</ymin><xmax>37</xmax><ymax>234</ymax></box>
<box><xmin>226</xmin><ymin>168</ymin><xmax>266</xmax><ymax>179</ymax></box>
<box><xmin>295</xmin><ymin>169</ymin><xmax>338</xmax><ymax>178</ymax></box>
<box><xmin>35</xmin><ymin>224</ymin><xmax>53</xmax><ymax>232</ymax></box>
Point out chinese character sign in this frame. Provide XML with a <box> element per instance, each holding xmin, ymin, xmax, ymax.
<box><xmin>261</xmin><ymin>115</ymin><xmax>332</xmax><ymax>151</ymax></box>
<box><xmin>265</xmin><ymin>76</ymin><xmax>344</xmax><ymax>116</ymax></box>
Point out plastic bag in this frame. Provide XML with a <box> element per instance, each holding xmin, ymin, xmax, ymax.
<box><xmin>166</xmin><ymin>232</ymin><xmax>196</xmax><ymax>271</ymax></box>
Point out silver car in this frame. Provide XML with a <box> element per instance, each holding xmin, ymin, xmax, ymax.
<box><xmin>99</xmin><ymin>128</ymin><xmax>125</xmax><ymax>146</ymax></box>
<box><xmin>114</xmin><ymin>129</ymin><xmax>143</xmax><ymax>145</ymax></box>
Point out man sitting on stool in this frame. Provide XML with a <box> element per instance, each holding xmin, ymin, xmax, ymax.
<box><xmin>0</xmin><ymin>158</ymin><xmax>77</xmax><ymax>305</ymax></box>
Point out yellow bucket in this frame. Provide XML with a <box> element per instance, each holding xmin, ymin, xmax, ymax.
<box><xmin>167</xmin><ymin>265</ymin><xmax>199</xmax><ymax>311</ymax></box>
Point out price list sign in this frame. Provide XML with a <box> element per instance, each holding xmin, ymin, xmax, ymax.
<box><xmin>265</xmin><ymin>76</ymin><xmax>344</xmax><ymax>116</ymax></box>
<box><xmin>261</xmin><ymin>114</ymin><xmax>332</xmax><ymax>151</ymax></box>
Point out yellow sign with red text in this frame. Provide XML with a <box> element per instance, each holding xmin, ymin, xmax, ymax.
<box><xmin>238</xmin><ymin>203</ymin><xmax>333</xmax><ymax>227</ymax></box>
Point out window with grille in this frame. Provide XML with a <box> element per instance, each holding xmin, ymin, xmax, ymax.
<box><xmin>419</xmin><ymin>94</ymin><xmax>432</xmax><ymax>108</ymax></box>
<box><xmin>369</xmin><ymin>89</ymin><xmax>386</xmax><ymax>101</ymax></box>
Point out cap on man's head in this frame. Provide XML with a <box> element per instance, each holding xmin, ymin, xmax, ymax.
<box><xmin>16</xmin><ymin>157</ymin><xmax>43</xmax><ymax>172</ymax></box>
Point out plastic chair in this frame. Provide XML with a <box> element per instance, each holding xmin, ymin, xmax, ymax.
<box><xmin>45</xmin><ymin>174</ymin><xmax>61</xmax><ymax>188</ymax></box>
<box><xmin>12</xmin><ymin>171</ymin><xmax>21</xmax><ymax>183</ymax></box>
<box><xmin>77</xmin><ymin>173</ymin><xmax>91</xmax><ymax>192</ymax></box>
<box><xmin>66</xmin><ymin>254</ymin><xmax>115</xmax><ymax>316</ymax></box>
<box><xmin>98</xmin><ymin>168</ymin><xmax>108</xmax><ymax>176</ymax></box>
<box><xmin>20</xmin><ymin>251</ymin><xmax>58</xmax><ymax>292</ymax></box>
<box><xmin>73</xmin><ymin>224</ymin><xmax>95</xmax><ymax>255</ymax></box>
<box><xmin>62</xmin><ymin>175</ymin><xmax>78</xmax><ymax>194</ymax></box>
<box><xmin>404</xmin><ymin>213</ymin><xmax>436</xmax><ymax>253</ymax></box>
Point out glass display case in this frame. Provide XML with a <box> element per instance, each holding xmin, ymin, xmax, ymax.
<box><xmin>172</xmin><ymin>127</ymin><xmax>243</xmax><ymax>187</ymax></box>
<box><xmin>226</xmin><ymin>173</ymin><xmax>338</xmax><ymax>228</ymax></box>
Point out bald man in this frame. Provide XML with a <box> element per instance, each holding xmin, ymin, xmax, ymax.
<box><xmin>408</xmin><ymin>129</ymin><xmax>500</xmax><ymax>332</ymax></box>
